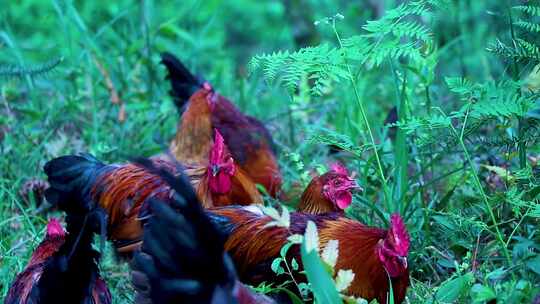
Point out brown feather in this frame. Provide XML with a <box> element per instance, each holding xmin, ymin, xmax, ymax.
<box><xmin>92</xmin><ymin>160</ymin><xmax>176</xmax><ymax>244</ymax></box>
<box><xmin>93</xmin><ymin>158</ymin><xmax>260</xmax><ymax>253</ymax></box>
<box><xmin>170</xmin><ymin>84</ymin><xmax>282</xmax><ymax>198</ymax></box>
<box><xmin>5</xmin><ymin>233</ymin><xmax>64</xmax><ymax>303</ymax></box>
<box><xmin>212</xmin><ymin>95</ymin><xmax>282</xmax><ymax>197</ymax></box>
<box><xmin>170</xmin><ymin>88</ymin><xmax>214</xmax><ymax>166</ymax></box>
<box><xmin>298</xmin><ymin>174</ymin><xmax>336</xmax><ymax>214</ymax></box>
<box><xmin>210</xmin><ymin>207</ymin><xmax>410</xmax><ymax>303</ymax></box>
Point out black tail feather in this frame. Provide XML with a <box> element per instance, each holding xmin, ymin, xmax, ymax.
<box><xmin>160</xmin><ymin>52</ymin><xmax>203</xmax><ymax>114</ymax></box>
<box><xmin>131</xmin><ymin>158</ymin><xmax>237</xmax><ymax>304</ymax></box>
<box><xmin>44</xmin><ymin>153</ymin><xmax>109</xmax><ymax>213</ymax></box>
<box><xmin>35</xmin><ymin>207</ymin><xmax>111</xmax><ymax>304</ymax></box>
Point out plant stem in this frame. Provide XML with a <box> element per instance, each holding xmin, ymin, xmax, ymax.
<box><xmin>506</xmin><ymin>0</ymin><xmax>527</xmax><ymax>169</ymax></box>
<box><xmin>141</xmin><ymin>0</ymin><xmax>154</xmax><ymax>102</ymax></box>
<box><xmin>288</xmin><ymin>95</ymin><xmax>297</xmax><ymax>147</ymax></box>
<box><xmin>331</xmin><ymin>20</ymin><xmax>392</xmax><ymax>209</ymax></box>
<box><xmin>439</xmin><ymin>106</ymin><xmax>513</xmax><ymax>266</ymax></box>
<box><xmin>505</xmin><ymin>206</ymin><xmax>531</xmax><ymax>247</ymax></box>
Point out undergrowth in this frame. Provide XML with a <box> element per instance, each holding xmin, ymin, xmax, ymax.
<box><xmin>1</xmin><ymin>0</ymin><xmax>540</xmax><ymax>303</ymax></box>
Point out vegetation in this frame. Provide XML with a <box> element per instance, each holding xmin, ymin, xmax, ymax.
<box><xmin>1</xmin><ymin>0</ymin><xmax>540</xmax><ymax>303</ymax></box>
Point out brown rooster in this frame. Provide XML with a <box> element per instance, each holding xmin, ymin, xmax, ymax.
<box><xmin>297</xmin><ymin>163</ymin><xmax>360</xmax><ymax>214</ymax></box>
<box><xmin>5</xmin><ymin>216</ymin><xmax>111</xmax><ymax>304</ymax></box>
<box><xmin>131</xmin><ymin>161</ymin><xmax>275</xmax><ymax>304</ymax></box>
<box><xmin>43</xmin><ymin>132</ymin><xmax>261</xmax><ymax>254</ymax></box>
<box><xmin>161</xmin><ymin>52</ymin><xmax>282</xmax><ymax>197</ymax></box>
<box><xmin>208</xmin><ymin>207</ymin><xmax>410</xmax><ymax>304</ymax></box>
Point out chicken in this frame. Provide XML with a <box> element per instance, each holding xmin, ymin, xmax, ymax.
<box><xmin>297</xmin><ymin>163</ymin><xmax>360</xmax><ymax>214</ymax></box>
<box><xmin>161</xmin><ymin>52</ymin><xmax>282</xmax><ymax>197</ymax></box>
<box><xmin>208</xmin><ymin>207</ymin><xmax>410</xmax><ymax>304</ymax></box>
<box><xmin>43</xmin><ymin>133</ymin><xmax>261</xmax><ymax>254</ymax></box>
<box><xmin>5</xmin><ymin>215</ymin><xmax>111</xmax><ymax>303</ymax></box>
<box><xmin>130</xmin><ymin>159</ymin><xmax>275</xmax><ymax>304</ymax></box>
<box><xmin>195</xmin><ymin>129</ymin><xmax>263</xmax><ymax>207</ymax></box>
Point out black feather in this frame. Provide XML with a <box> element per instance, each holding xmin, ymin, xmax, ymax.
<box><xmin>131</xmin><ymin>158</ymin><xmax>238</xmax><ymax>304</ymax></box>
<box><xmin>44</xmin><ymin>153</ymin><xmax>112</xmax><ymax>213</ymax></box>
<box><xmin>33</xmin><ymin>209</ymin><xmax>110</xmax><ymax>304</ymax></box>
<box><xmin>39</xmin><ymin>158</ymin><xmax>110</xmax><ymax>303</ymax></box>
<box><xmin>160</xmin><ymin>52</ymin><xmax>203</xmax><ymax>114</ymax></box>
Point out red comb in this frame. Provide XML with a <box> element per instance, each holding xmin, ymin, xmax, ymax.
<box><xmin>330</xmin><ymin>162</ymin><xmax>349</xmax><ymax>175</ymax></box>
<box><xmin>389</xmin><ymin>213</ymin><xmax>410</xmax><ymax>256</ymax></box>
<box><xmin>46</xmin><ymin>218</ymin><xmax>65</xmax><ymax>237</ymax></box>
<box><xmin>210</xmin><ymin>129</ymin><xmax>225</xmax><ymax>164</ymax></box>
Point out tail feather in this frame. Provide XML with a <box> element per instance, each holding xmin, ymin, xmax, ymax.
<box><xmin>131</xmin><ymin>158</ymin><xmax>239</xmax><ymax>304</ymax></box>
<box><xmin>35</xmin><ymin>209</ymin><xmax>111</xmax><ymax>304</ymax></box>
<box><xmin>160</xmin><ymin>52</ymin><xmax>203</xmax><ymax>113</ymax></box>
<box><xmin>44</xmin><ymin>154</ymin><xmax>109</xmax><ymax>212</ymax></box>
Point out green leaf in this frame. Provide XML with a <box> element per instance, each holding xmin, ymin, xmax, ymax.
<box><xmin>271</xmin><ymin>258</ymin><xmax>284</xmax><ymax>275</ymax></box>
<box><xmin>271</xmin><ymin>287</ymin><xmax>305</xmax><ymax>304</ymax></box>
<box><xmin>435</xmin><ymin>272</ymin><xmax>474</xmax><ymax>303</ymax></box>
<box><xmin>485</xmin><ymin>268</ymin><xmax>507</xmax><ymax>281</ymax></box>
<box><xmin>301</xmin><ymin>231</ymin><xmax>342</xmax><ymax>304</ymax></box>
<box><xmin>335</xmin><ymin>269</ymin><xmax>355</xmax><ymax>292</ymax></box>
<box><xmin>291</xmin><ymin>258</ymin><xmax>299</xmax><ymax>271</ymax></box>
<box><xmin>287</xmin><ymin>234</ymin><xmax>304</xmax><ymax>244</ymax></box>
<box><xmin>261</xmin><ymin>205</ymin><xmax>280</xmax><ymax>219</ymax></box>
<box><xmin>281</xmin><ymin>207</ymin><xmax>290</xmax><ymax>227</ymax></box>
<box><xmin>261</xmin><ymin>206</ymin><xmax>290</xmax><ymax>228</ymax></box>
<box><xmin>280</xmin><ymin>242</ymin><xmax>294</xmax><ymax>257</ymax></box>
<box><xmin>321</xmin><ymin>239</ymin><xmax>339</xmax><ymax>269</ymax></box>
<box><xmin>471</xmin><ymin>283</ymin><xmax>496</xmax><ymax>303</ymax></box>
<box><xmin>526</xmin><ymin>255</ymin><xmax>540</xmax><ymax>275</ymax></box>
<box><xmin>304</xmin><ymin>221</ymin><xmax>319</xmax><ymax>253</ymax></box>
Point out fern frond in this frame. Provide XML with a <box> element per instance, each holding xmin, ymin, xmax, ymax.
<box><xmin>448</xmin><ymin>79</ymin><xmax>535</xmax><ymax>119</ymax></box>
<box><xmin>513</xmin><ymin>5</ymin><xmax>540</xmax><ymax>16</ymax></box>
<box><xmin>445</xmin><ymin>77</ymin><xmax>478</xmax><ymax>96</ymax></box>
<box><xmin>0</xmin><ymin>57</ymin><xmax>63</xmax><ymax>80</ymax></box>
<box><xmin>250</xmin><ymin>0</ymin><xmax>435</xmax><ymax>94</ymax></box>
<box><xmin>487</xmin><ymin>39</ymin><xmax>540</xmax><ymax>63</ymax></box>
<box><xmin>308</xmin><ymin>128</ymin><xmax>368</xmax><ymax>157</ymax></box>
<box><xmin>514</xmin><ymin>21</ymin><xmax>540</xmax><ymax>33</ymax></box>
<box><xmin>249</xmin><ymin>44</ymin><xmax>353</xmax><ymax>94</ymax></box>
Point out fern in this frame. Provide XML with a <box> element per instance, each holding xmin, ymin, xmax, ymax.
<box><xmin>488</xmin><ymin>39</ymin><xmax>540</xmax><ymax>63</ymax></box>
<box><xmin>249</xmin><ymin>0</ymin><xmax>436</xmax><ymax>95</ymax></box>
<box><xmin>514</xmin><ymin>21</ymin><xmax>540</xmax><ymax>33</ymax></box>
<box><xmin>450</xmin><ymin>79</ymin><xmax>536</xmax><ymax>119</ymax></box>
<box><xmin>0</xmin><ymin>57</ymin><xmax>63</xmax><ymax>80</ymax></box>
<box><xmin>397</xmin><ymin>77</ymin><xmax>538</xmax><ymax>148</ymax></box>
<box><xmin>249</xmin><ymin>44</ymin><xmax>350</xmax><ymax>95</ymax></box>
<box><xmin>308</xmin><ymin>127</ymin><xmax>368</xmax><ymax>157</ymax></box>
<box><xmin>488</xmin><ymin>3</ymin><xmax>540</xmax><ymax>64</ymax></box>
<box><xmin>513</xmin><ymin>5</ymin><xmax>540</xmax><ymax>16</ymax></box>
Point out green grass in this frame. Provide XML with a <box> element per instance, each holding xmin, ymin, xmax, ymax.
<box><xmin>1</xmin><ymin>0</ymin><xmax>540</xmax><ymax>303</ymax></box>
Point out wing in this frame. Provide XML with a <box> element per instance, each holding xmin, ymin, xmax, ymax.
<box><xmin>212</xmin><ymin>97</ymin><xmax>282</xmax><ymax>197</ymax></box>
<box><xmin>212</xmin><ymin>166</ymin><xmax>263</xmax><ymax>207</ymax></box>
<box><xmin>91</xmin><ymin>160</ymin><xmax>177</xmax><ymax>252</ymax></box>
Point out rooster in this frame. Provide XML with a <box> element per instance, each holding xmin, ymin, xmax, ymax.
<box><xmin>44</xmin><ymin>132</ymin><xmax>261</xmax><ymax>254</ymax></box>
<box><xmin>297</xmin><ymin>163</ymin><xmax>360</xmax><ymax>214</ymax></box>
<box><xmin>130</xmin><ymin>159</ymin><xmax>275</xmax><ymax>304</ymax></box>
<box><xmin>161</xmin><ymin>52</ymin><xmax>282</xmax><ymax>197</ymax></box>
<box><xmin>5</xmin><ymin>215</ymin><xmax>110</xmax><ymax>303</ymax></box>
<box><xmin>208</xmin><ymin>207</ymin><xmax>410</xmax><ymax>304</ymax></box>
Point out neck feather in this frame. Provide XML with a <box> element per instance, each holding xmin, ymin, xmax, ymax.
<box><xmin>171</xmin><ymin>100</ymin><xmax>214</xmax><ymax>165</ymax></box>
<box><xmin>298</xmin><ymin>178</ymin><xmax>336</xmax><ymax>214</ymax></box>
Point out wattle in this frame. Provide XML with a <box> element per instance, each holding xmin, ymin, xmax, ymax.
<box><xmin>209</xmin><ymin>172</ymin><xmax>232</xmax><ymax>194</ymax></box>
<box><xmin>335</xmin><ymin>191</ymin><xmax>352</xmax><ymax>209</ymax></box>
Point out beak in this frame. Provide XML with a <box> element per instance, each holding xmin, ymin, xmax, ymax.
<box><xmin>211</xmin><ymin>165</ymin><xmax>219</xmax><ymax>176</ymax></box>
<box><xmin>398</xmin><ymin>256</ymin><xmax>408</xmax><ymax>268</ymax></box>
<box><xmin>348</xmin><ymin>179</ymin><xmax>363</xmax><ymax>192</ymax></box>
